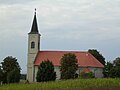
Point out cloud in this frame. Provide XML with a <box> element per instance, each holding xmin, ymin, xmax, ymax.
<box><xmin>0</xmin><ymin>0</ymin><xmax>34</xmax><ymax>5</ymax></box>
<box><xmin>0</xmin><ymin>0</ymin><xmax>120</xmax><ymax>73</ymax></box>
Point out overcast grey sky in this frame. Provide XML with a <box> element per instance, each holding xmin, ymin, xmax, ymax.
<box><xmin>0</xmin><ymin>0</ymin><xmax>120</xmax><ymax>73</ymax></box>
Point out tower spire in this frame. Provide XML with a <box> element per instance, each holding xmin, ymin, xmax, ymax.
<box><xmin>35</xmin><ymin>8</ymin><xmax>36</xmax><ymax>15</ymax></box>
<box><xmin>29</xmin><ymin>8</ymin><xmax>39</xmax><ymax>34</ymax></box>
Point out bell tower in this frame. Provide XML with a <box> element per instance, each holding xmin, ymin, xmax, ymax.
<box><xmin>27</xmin><ymin>9</ymin><xmax>41</xmax><ymax>82</ymax></box>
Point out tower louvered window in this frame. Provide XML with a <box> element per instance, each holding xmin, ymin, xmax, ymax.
<box><xmin>31</xmin><ymin>42</ymin><xmax>35</xmax><ymax>48</ymax></box>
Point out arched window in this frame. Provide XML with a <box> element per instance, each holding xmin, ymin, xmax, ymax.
<box><xmin>31</xmin><ymin>42</ymin><xmax>35</xmax><ymax>48</ymax></box>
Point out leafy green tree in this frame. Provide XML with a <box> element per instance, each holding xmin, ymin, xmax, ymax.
<box><xmin>88</xmin><ymin>49</ymin><xmax>105</xmax><ymax>65</ymax></box>
<box><xmin>103</xmin><ymin>57</ymin><xmax>120</xmax><ymax>78</ymax></box>
<box><xmin>1</xmin><ymin>56</ymin><xmax>21</xmax><ymax>83</ymax></box>
<box><xmin>0</xmin><ymin>66</ymin><xmax>3</xmax><ymax>82</ymax></box>
<box><xmin>109</xmin><ymin>66</ymin><xmax>120</xmax><ymax>78</ymax></box>
<box><xmin>103</xmin><ymin>62</ymin><xmax>113</xmax><ymax>77</ymax></box>
<box><xmin>107</xmin><ymin>57</ymin><xmax>120</xmax><ymax>78</ymax></box>
<box><xmin>60</xmin><ymin>53</ymin><xmax>78</xmax><ymax>79</ymax></box>
<box><xmin>36</xmin><ymin>60</ymin><xmax>56</xmax><ymax>82</ymax></box>
<box><xmin>7</xmin><ymin>68</ymin><xmax>20</xmax><ymax>83</ymax></box>
<box><xmin>113</xmin><ymin>57</ymin><xmax>120</xmax><ymax>66</ymax></box>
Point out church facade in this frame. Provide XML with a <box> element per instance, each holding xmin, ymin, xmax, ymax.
<box><xmin>27</xmin><ymin>10</ymin><xmax>104</xmax><ymax>82</ymax></box>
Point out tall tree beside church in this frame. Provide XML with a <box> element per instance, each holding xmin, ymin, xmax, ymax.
<box><xmin>108</xmin><ymin>57</ymin><xmax>120</xmax><ymax>78</ymax></box>
<box><xmin>1</xmin><ymin>56</ymin><xmax>21</xmax><ymax>83</ymax></box>
<box><xmin>103</xmin><ymin>62</ymin><xmax>113</xmax><ymax>77</ymax></box>
<box><xmin>60</xmin><ymin>53</ymin><xmax>78</xmax><ymax>79</ymax></box>
<box><xmin>0</xmin><ymin>66</ymin><xmax>3</xmax><ymax>82</ymax></box>
<box><xmin>36</xmin><ymin>60</ymin><xmax>56</xmax><ymax>82</ymax></box>
<box><xmin>103</xmin><ymin>58</ymin><xmax>120</xmax><ymax>78</ymax></box>
<box><xmin>88</xmin><ymin>49</ymin><xmax>105</xmax><ymax>65</ymax></box>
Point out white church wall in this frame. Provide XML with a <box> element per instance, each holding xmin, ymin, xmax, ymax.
<box><xmin>78</xmin><ymin>67</ymin><xmax>104</xmax><ymax>78</ymax></box>
<box><xmin>54</xmin><ymin>66</ymin><xmax>61</xmax><ymax>80</ymax></box>
<box><xmin>34</xmin><ymin>66</ymin><xmax>103</xmax><ymax>82</ymax></box>
<box><xmin>89</xmin><ymin>67</ymin><xmax>103</xmax><ymax>78</ymax></box>
<box><xmin>34</xmin><ymin>66</ymin><xmax>38</xmax><ymax>82</ymax></box>
<box><xmin>93</xmin><ymin>68</ymin><xmax>103</xmax><ymax>78</ymax></box>
<box><xmin>27</xmin><ymin>54</ymin><xmax>36</xmax><ymax>82</ymax></box>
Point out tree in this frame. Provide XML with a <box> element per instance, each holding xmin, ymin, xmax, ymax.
<box><xmin>36</xmin><ymin>60</ymin><xmax>56</xmax><ymax>82</ymax></box>
<box><xmin>7</xmin><ymin>68</ymin><xmax>20</xmax><ymax>83</ymax></box>
<box><xmin>1</xmin><ymin>56</ymin><xmax>21</xmax><ymax>83</ymax></box>
<box><xmin>108</xmin><ymin>57</ymin><xmax>120</xmax><ymax>78</ymax></box>
<box><xmin>0</xmin><ymin>66</ymin><xmax>3</xmax><ymax>82</ymax></box>
<box><xmin>109</xmin><ymin>66</ymin><xmax>120</xmax><ymax>78</ymax></box>
<box><xmin>113</xmin><ymin>57</ymin><xmax>120</xmax><ymax>66</ymax></box>
<box><xmin>88</xmin><ymin>49</ymin><xmax>105</xmax><ymax>65</ymax></box>
<box><xmin>103</xmin><ymin>62</ymin><xmax>113</xmax><ymax>77</ymax></box>
<box><xmin>60</xmin><ymin>53</ymin><xmax>78</xmax><ymax>79</ymax></box>
<box><xmin>103</xmin><ymin>57</ymin><xmax>120</xmax><ymax>78</ymax></box>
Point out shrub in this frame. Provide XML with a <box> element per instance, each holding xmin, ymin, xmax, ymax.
<box><xmin>36</xmin><ymin>60</ymin><xmax>56</xmax><ymax>82</ymax></box>
<box><xmin>79</xmin><ymin>72</ymin><xmax>95</xmax><ymax>79</ymax></box>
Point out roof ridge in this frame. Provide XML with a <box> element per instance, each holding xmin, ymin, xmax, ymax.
<box><xmin>39</xmin><ymin>50</ymin><xmax>88</xmax><ymax>53</ymax></box>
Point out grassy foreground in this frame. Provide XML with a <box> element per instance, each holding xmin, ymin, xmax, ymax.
<box><xmin>0</xmin><ymin>78</ymin><xmax>120</xmax><ymax>90</ymax></box>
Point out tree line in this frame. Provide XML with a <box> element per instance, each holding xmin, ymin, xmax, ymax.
<box><xmin>0</xmin><ymin>49</ymin><xmax>120</xmax><ymax>84</ymax></box>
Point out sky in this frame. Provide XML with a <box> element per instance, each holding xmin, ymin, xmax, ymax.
<box><xmin>0</xmin><ymin>0</ymin><xmax>120</xmax><ymax>74</ymax></box>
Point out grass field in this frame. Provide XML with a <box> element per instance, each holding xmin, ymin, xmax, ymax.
<box><xmin>0</xmin><ymin>78</ymin><xmax>120</xmax><ymax>90</ymax></box>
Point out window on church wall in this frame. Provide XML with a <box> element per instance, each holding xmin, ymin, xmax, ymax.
<box><xmin>31</xmin><ymin>42</ymin><xmax>35</xmax><ymax>48</ymax></box>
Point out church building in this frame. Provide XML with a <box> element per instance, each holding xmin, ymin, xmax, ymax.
<box><xmin>27</xmin><ymin>10</ymin><xmax>104</xmax><ymax>82</ymax></box>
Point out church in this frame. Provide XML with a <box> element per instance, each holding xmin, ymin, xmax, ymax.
<box><xmin>27</xmin><ymin>10</ymin><xmax>104</xmax><ymax>82</ymax></box>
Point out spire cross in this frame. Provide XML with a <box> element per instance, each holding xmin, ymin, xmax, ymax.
<box><xmin>35</xmin><ymin>8</ymin><xmax>36</xmax><ymax>15</ymax></box>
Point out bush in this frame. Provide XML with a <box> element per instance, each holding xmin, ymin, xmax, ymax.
<box><xmin>36</xmin><ymin>60</ymin><xmax>56</xmax><ymax>82</ymax></box>
<box><xmin>79</xmin><ymin>72</ymin><xmax>95</xmax><ymax>79</ymax></box>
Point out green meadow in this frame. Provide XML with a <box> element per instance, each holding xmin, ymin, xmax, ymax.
<box><xmin>0</xmin><ymin>78</ymin><xmax>120</xmax><ymax>90</ymax></box>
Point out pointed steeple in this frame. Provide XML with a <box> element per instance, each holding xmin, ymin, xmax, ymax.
<box><xmin>29</xmin><ymin>8</ymin><xmax>39</xmax><ymax>34</ymax></box>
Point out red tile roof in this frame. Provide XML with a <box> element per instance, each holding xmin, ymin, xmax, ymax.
<box><xmin>34</xmin><ymin>51</ymin><xmax>104</xmax><ymax>68</ymax></box>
